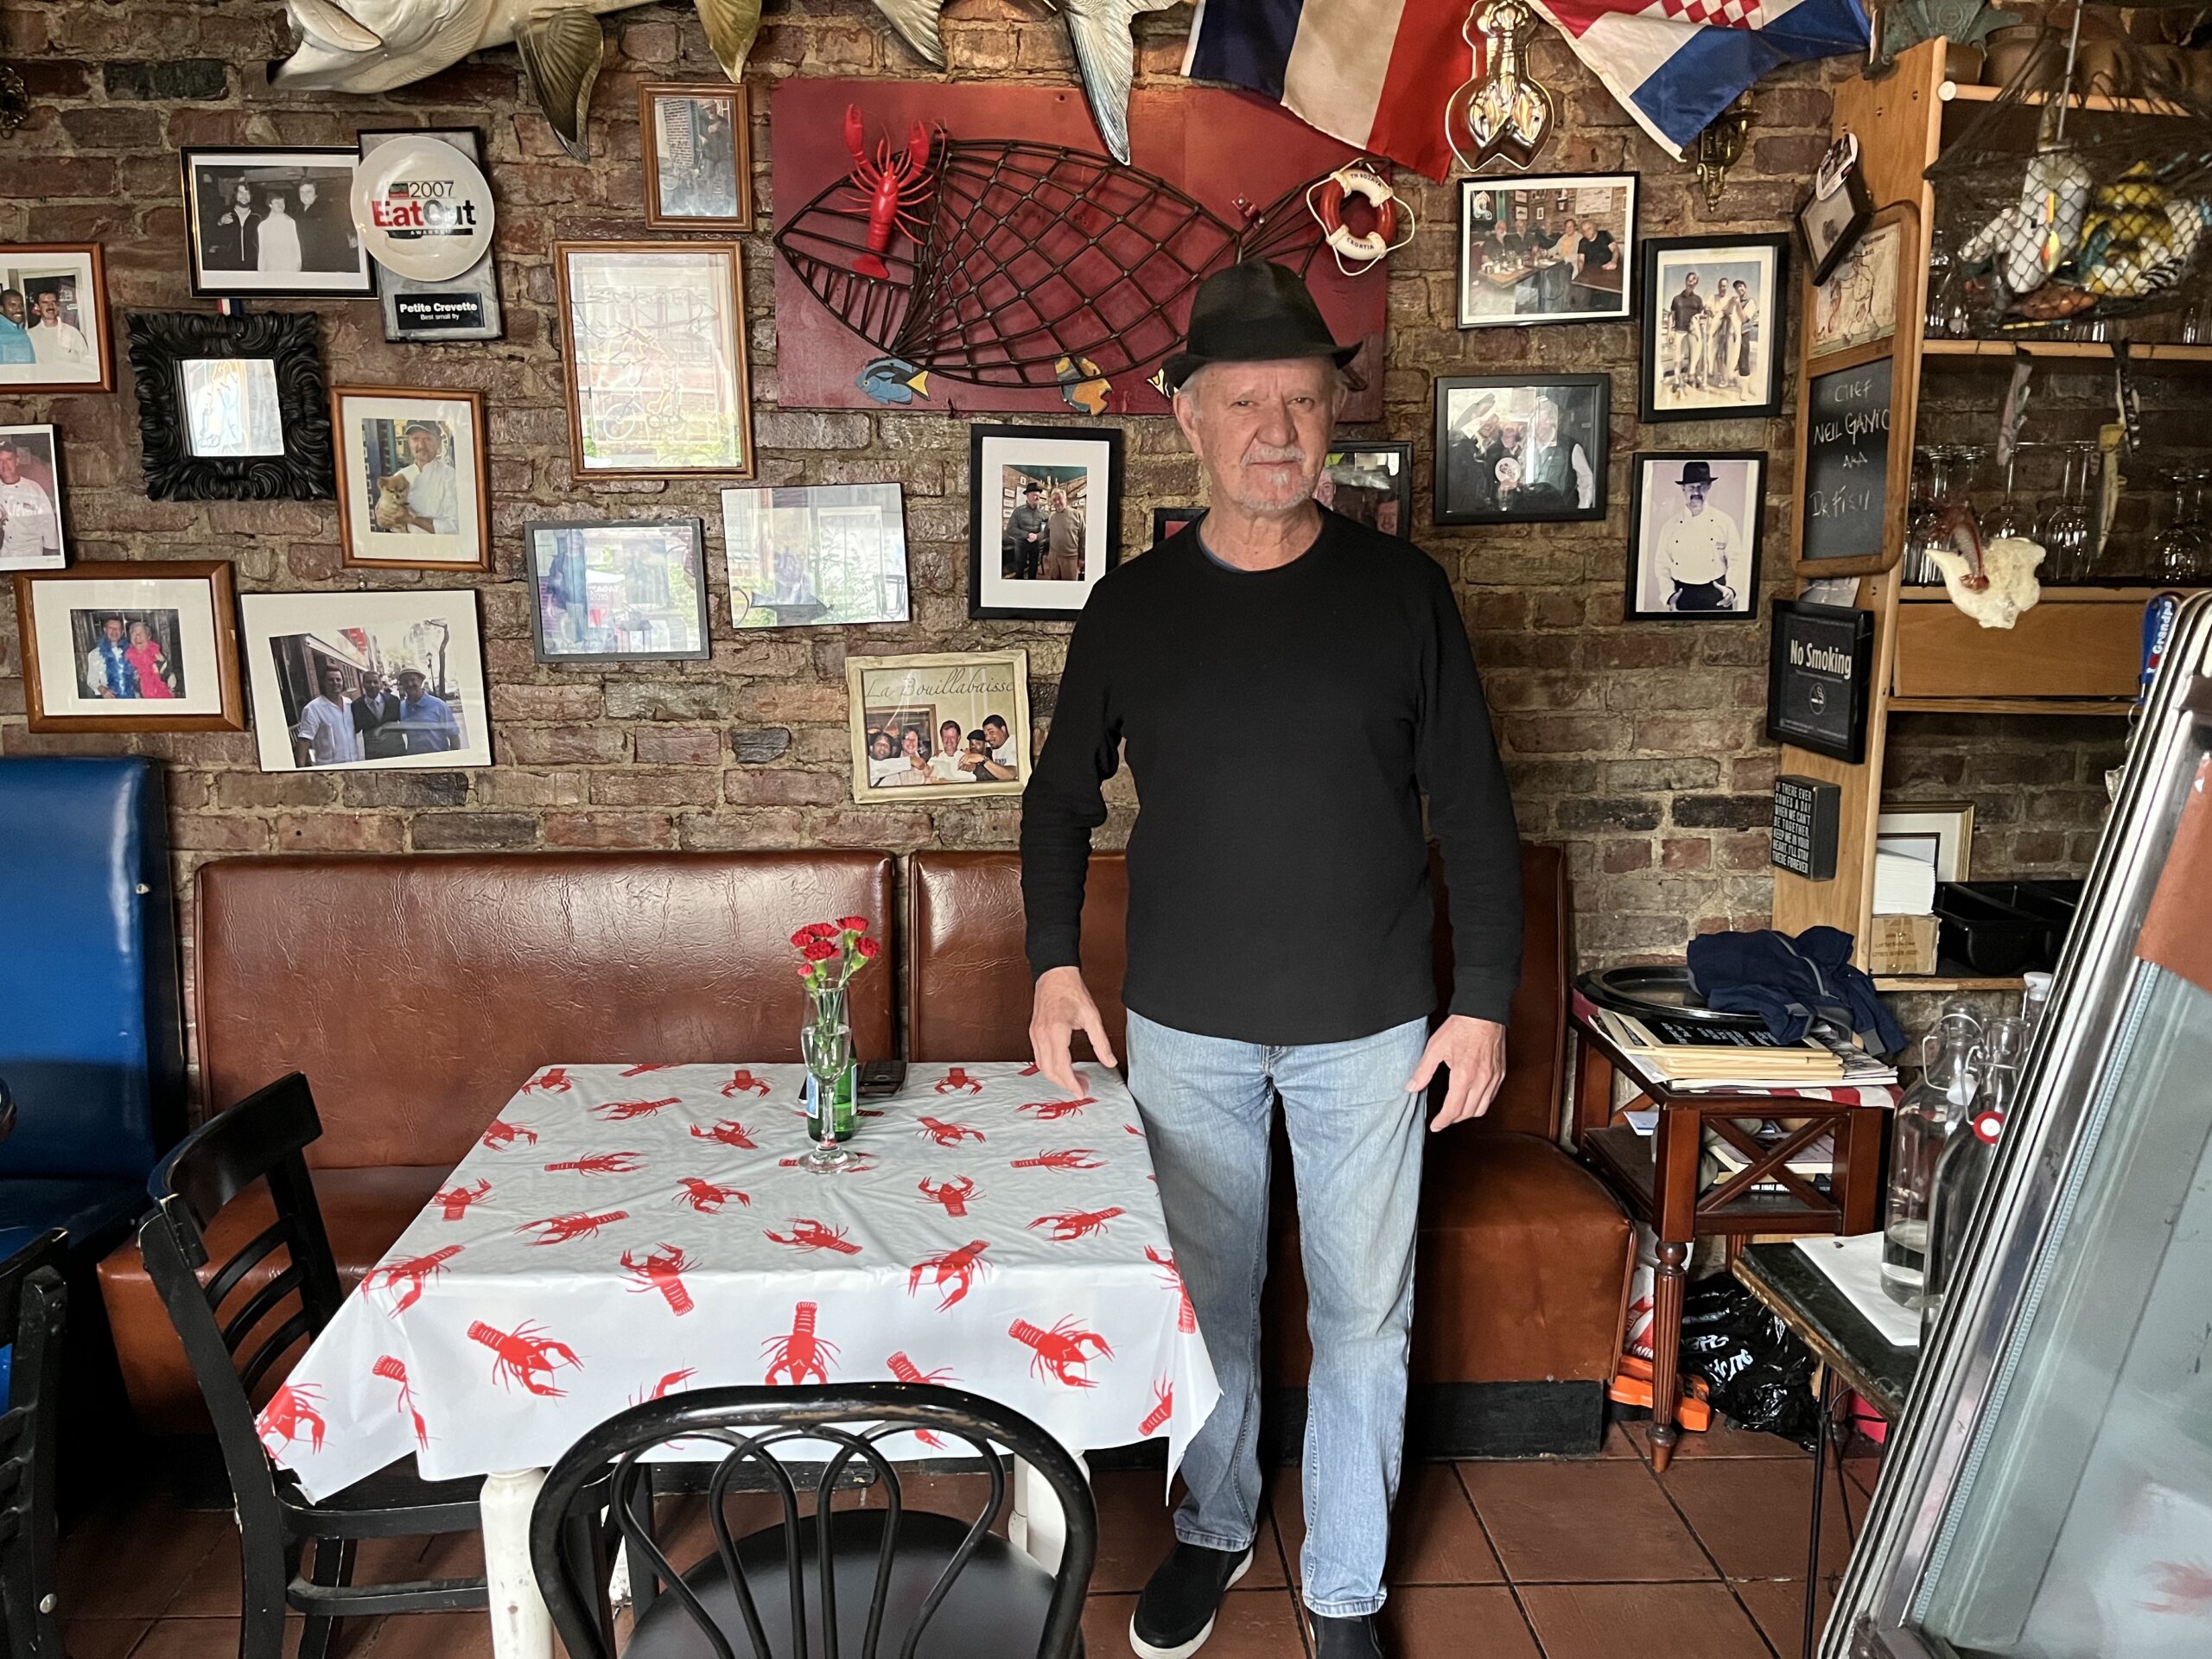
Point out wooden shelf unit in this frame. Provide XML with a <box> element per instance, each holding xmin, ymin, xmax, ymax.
<box><xmin>1772</xmin><ymin>39</ymin><xmax>2150</xmax><ymax>973</ymax></box>
<box><xmin>1937</xmin><ymin>79</ymin><xmax>2191</xmax><ymax>118</ymax></box>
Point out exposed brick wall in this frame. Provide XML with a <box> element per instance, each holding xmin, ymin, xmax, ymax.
<box><xmin>0</xmin><ymin>2</ymin><xmax>2121</xmax><ymax>1028</ymax></box>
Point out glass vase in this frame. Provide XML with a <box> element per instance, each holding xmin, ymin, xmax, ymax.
<box><xmin>1882</xmin><ymin>1007</ymin><xmax>1983</xmax><ymax>1309</ymax></box>
<box><xmin>1922</xmin><ymin>1015</ymin><xmax>2026</xmax><ymax>1342</ymax></box>
<box><xmin>797</xmin><ymin>985</ymin><xmax>856</xmax><ymax>1172</ymax></box>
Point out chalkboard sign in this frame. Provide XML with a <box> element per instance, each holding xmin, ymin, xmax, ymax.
<box><xmin>1801</xmin><ymin>355</ymin><xmax>1894</xmax><ymax>568</ymax></box>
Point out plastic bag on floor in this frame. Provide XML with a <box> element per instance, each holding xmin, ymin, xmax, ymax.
<box><xmin>1679</xmin><ymin>1273</ymin><xmax>1821</xmax><ymax>1450</ymax></box>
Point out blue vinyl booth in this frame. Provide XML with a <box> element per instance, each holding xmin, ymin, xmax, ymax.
<box><xmin>0</xmin><ymin>758</ymin><xmax>185</xmax><ymax>1261</ymax></box>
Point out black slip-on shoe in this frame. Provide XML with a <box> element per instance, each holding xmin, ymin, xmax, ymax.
<box><xmin>1309</xmin><ymin>1611</ymin><xmax>1387</xmax><ymax>1659</ymax></box>
<box><xmin>1128</xmin><ymin>1540</ymin><xmax>1255</xmax><ymax>1659</ymax></box>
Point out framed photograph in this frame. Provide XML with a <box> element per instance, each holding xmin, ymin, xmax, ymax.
<box><xmin>1878</xmin><ymin>803</ymin><xmax>1976</xmax><ymax>884</ymax></box>
<box><xmin>0</xmin><ymin>245</ymin><xmax>111</xmax><ymax>392</ymax></box>
<box><xmin>969</xmin><ymin>424</ymin><xmax>1122</xmax><ymax>620</ymax></box>
<box><xmin>1638</xmin><ymin>234</ymin><xmax>1789</xmax><ymax>423</ymax></box>
<box><xmin>332</xmin><ymin>386</ymin><xmax>488</xmax><ymax>570</ymax></box>
<box><xmin>641</xmin><ymin>83</ymin><xmax>751</xmax><ymax>230</ymax></box>
<box><xmin>0</xmin><ymin>424</ymin><xmax>67</xmax><ymax>569</ymax></box>
<box><xmin>556</xmin><ymin>241</ymin><xmax>753</xmax><ymax>479</ymax></box>
<box><xmin>1798</xmin><ymin>133</ymin><xmax>1872</xmax><ymax>287</ymax></box>
<box><xmin>1433</xmin><ymin>373</ymin><xmax>1608</xmax><ymax>526</ymax></box>
<box><xmin>181</xmin><ymin>148</ymin><xmax>373</xmax><ymax>298</ymax></box>
<box><xmin>722</xmin><ymin>482</ymin><xmax>908</xmax><ymax>629</ymax></box>
<box><xmin>1457</xmin><ymin>174</ymin><xmax>1635</xmax><ymax>328</ymax></box>
<box><xmin>1765</xmin><ymin>598</ymin><xmax>1874</xmax><ymax>764</ymax></box>
<box><xmin>1319</xmin><ymin>442</ymin><xmax>1413</xmax><ymax>537</ymax></box>
<box><xmin>1811</xmin><ymin>208</ymin><xmax>1907</xmax><ymax>361</ymax></box>
<box><xmin>1152</xmin><ymin>505</ymin><xmax>1205</xmax><ymax>547</ymax></box>
<box><xmin>1627</xmin><ymin>451</ymin><xmax>1766</xmax><ymax>620</ymax></box>
<box><xmin>12</xmin><ymin>561</ymin><xmax>245</xmax><ymax>733</ymax></box>
<box><xmin>241</xmin><ymin>589</ymin><xmax>492</xmax><ymax>773</ymax></box>
<box><xmin>845</xmin><ymin>650</ymin><xmax>1032</xmax><ymax>804</ymax></box>
<box><xmin>525</xmin><ymin>518</ymin><xmax>710</xmax><ymax>664</ymax></box>
<box><xmin>359</xmin><ymin>128</ymin><xmax>503</xmax><ymax>343</ymax></box>
<box><xmin>126</xmin><ymin>310</ymin><xmax>333</xmax><ymax>503</ymax></box>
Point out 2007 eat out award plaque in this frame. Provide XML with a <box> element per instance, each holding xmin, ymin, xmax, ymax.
<box><xmin>1765</xmin><ymin>598</ymin><xmax>1873</xmax><ymax>764</ymax></box>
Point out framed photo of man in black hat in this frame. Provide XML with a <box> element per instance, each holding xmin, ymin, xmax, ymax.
<box><xmin>1626</xmin><ymin>450</ymin><xmax>1765</xmax><ymax>620</ymax></box>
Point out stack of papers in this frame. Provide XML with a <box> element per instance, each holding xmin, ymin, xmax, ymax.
<box><xmin>1873</xmin><ymin>850</ymin><xmax>1937</xmax><ymax>916</ymax></box>
<box><xmin>1592</xmin><ymin>1007</ymin><xmax>1845</xmax><ymax>1083</ymax></box>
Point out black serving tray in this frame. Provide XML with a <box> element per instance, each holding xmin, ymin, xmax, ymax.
<box><xmin>1932</xmin><ymin>879</ymin><xmax>2085</xmax><ymax>976</ymax></box>
<box><xmin>1575</xmin><ymin>966</ymin><xmax>1766</xmax><ymax>1028</ymax></box>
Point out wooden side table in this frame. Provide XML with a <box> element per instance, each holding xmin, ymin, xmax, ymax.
<box><xmin>1571</xmin><ymin>1006</ymin><xmax>1888</xmax><ymax>1470</ymax></box>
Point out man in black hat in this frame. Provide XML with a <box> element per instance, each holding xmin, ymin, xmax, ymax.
<box><xmin>1003</xmin><ymin>479</ymin><xmax>1050</xmax><ymax>580</ymax></box>
<box><xmin>1653</xmin><ymin>459</ymin><xmax>1744</xmax><ymax>611</ymax></box>
<box><xmin>1021</xmin><ymin>260</ymin><xmax>1522</xmax><ymax>1659</ymax></box>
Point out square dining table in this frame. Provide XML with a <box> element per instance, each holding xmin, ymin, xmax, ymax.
<box><xmin>261</xmin><ymin>1060</ymin><xmax>1220</xmax><ymax>1659</ymax></box>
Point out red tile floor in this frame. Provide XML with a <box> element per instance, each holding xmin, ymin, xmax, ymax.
<box><xmin>58</xmin><ymin>1418</ymin><xmax>1880</xmax><ymax>1659</ymax></box>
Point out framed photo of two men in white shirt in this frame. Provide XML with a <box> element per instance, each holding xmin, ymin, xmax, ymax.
<box><xmin>331</xmin><ymin>386</ymin><xmax>490</xmax><ymax>571</ymax></box>
<box><xmin>1625</xmin><ymin>451</ymin><xmax>1766</xmax><ymax>620</ymax></box>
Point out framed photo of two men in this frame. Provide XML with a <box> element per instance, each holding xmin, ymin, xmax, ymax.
<box><xmin>1433</xmin><ymin>374</ymin><xmax>1609</xmax><ymax>526</ymax></box>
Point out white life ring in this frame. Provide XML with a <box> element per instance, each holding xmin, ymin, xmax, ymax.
<box><xmin>1306</xmin><ymin>163</ymin><xmax>1414</xmax><ymax>273</ymax></box>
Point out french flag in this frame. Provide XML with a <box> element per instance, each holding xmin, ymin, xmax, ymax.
<box><xmin>1182</xmin><ymin>0</ymin><xmax>1870</xmax><ymax>172</ymax></box>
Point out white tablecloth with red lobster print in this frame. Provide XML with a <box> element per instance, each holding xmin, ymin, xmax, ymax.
<box><xmin>261</xmin><ymin>1063</ymin><xmax>1220</xmax><ymax>1502</ymax></box>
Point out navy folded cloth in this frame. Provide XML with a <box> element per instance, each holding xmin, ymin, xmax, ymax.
<box><xmin>1687</xmin><ymin>925</ymin><xmax>1904</xmax><ymax>1059</ymax></box>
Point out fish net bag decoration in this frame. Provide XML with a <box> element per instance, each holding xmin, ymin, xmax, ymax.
<box><xmin>1927</xmin><ymin>11</ymin><xmax>2212</xmax><ymax>334</ymax></box>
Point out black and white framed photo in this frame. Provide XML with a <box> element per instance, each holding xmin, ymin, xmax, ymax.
<box><xmin>181</xmin><ymin>147</ymin><xmax>373</xmax><ymax>298</ymax></box>
<box><xmin>525</xmin><ymin>518</ymin><xmax>710</xmax><ymax>664</ymax></box>
<box><xmin>0</xmin><ymin>424</ymin><xmax>67</xmax><ymax>569</ymax></box>
<box><xmin>1627</xmin><ymin>451</ymin><xmax>1765</xmax><ymax>620</ymax></box>
<box><xmin>1638</xmin><ymin>233</ymin><xmax>1789</xmax><ymax>423</ymax></box>
<box><xmin>969</xmin><ymin>423</ymin><xmax>1122</xmax><ymax>619</ymax></box>
<box><xmin>1797</xmin><ymin>133</ymin><xmax>1872</xmax><ymax>287</ymax></box>
<box><xmin>0</xmin><ymin>244</ymin><xmax>111</xmax><ymax>392</ymax></box>
<box><xmin>1458</xmin><ymin>174</ymin><xmax>1635</xmax><ymax>328</ymax></box>
<box><xmin>332</xmin><ymin>385</ymin><xmax>489</xmax><ymax>571</ymax></box>
<box><xmin>642</xmin><ymin>83</ymin><xmax>752</xmax><ymax>230</ymax></box>
<box><xmin>723</xmin><ymin>482</ymin><xmax>907</xmax><ymax>629</ymax></box>
<box><xmin>126</xmin><ymin>310</ymin><xmax>333</xmax><ymax>502</ymax></box>
<box><xmin>1152</xmin><ymin>505</ymin><xmax>1205</xmax><ymax>547</ymax></box>
<box><xmin>359</xmin><ymin>128</ymin><xmax>504</xmax><ymax>342</ymax></box>
<box><xmin>1765</xmin><ymin>598</ymin><xmax>1873</xmax><ymax>764</ymax></box>
<box><xmin>242</xmin><ymin>589</ymin><xmax>492</xmax><ymax>773</ymax></box>
<box><xmin>845</xmin><ymin>650</ymin><xmax>1033</xmax><ymax>804</ymax></box>
<box><xmin>1319</xmin><ymin>442</ymin><xmax>1413</xmax><ymax>537</ymax></box>
<box><xmin>1434</xmin><ymin>373</ymin><xmax>1608</xmax><ymax>526</ymax></box>
<box><xmin>13</xmin><ymin>561</ymin><xmax>245</xmax><ymax>733</ymax></box>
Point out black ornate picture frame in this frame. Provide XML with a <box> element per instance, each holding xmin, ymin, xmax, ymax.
<box><xmin>126</xmin><ymin>310</ymin><xmax>334</xmax><ymax>502</ymax></box>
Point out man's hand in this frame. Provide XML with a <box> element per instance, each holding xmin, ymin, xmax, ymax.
<box><xmin>1029</xmin><ymin>965</ymin><xmax>1117</xmax><ymax>1097</ymax></box>
<box><xmin>1406</xmin><ymin>1014</ymin><xmax>1508</xmax><ymax>1132</ymax></box>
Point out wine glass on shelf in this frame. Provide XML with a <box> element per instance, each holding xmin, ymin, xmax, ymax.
<box><xmin>2037</xmin><ymin>447</ymin><xmax>2093</xmax><ymax>586</ymax></box>
<box><xmin>1987</xmin><ymin>448</ymin><xmax>2031</xmax><ymax>542</ymax></box>
<box><xmin>1906</xmin><ymin>446</ymin><xmax>1957</xmax><ymax>584</ymax></box>
<box><xmin>2151</xmin><ymin>466</ymin><xmax>2210</xmax><ymax>586</ymax></box>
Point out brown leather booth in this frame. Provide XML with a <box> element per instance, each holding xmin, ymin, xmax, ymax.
<box><xmin>907</xmin><ymin>844</ymin><xmax>1632</xmax><ymax>1455</ymax></box>
<box><xmin>99</xmin><ymin>851</ymin><xmax>894</xmax><ymax>1434</ymax></box>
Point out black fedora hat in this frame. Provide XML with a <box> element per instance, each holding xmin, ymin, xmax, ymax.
<box><xmin>1162</xmin><ymin>259</ymin><xmax>1358</xmax><ymax>393</ymax></box>
<box><xmin>1676</xmin><ymin>461</ymin><xmax>1715</xmax><ymax>486</ymax></box>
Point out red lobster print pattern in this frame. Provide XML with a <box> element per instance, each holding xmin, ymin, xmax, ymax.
<box><xmin>1141</xmin><ymin>1379</ymin><xmax>1174</xmax><ymax>1436</ymax></box>
<box><xmin>481</xmin><ymin>1117</ymin><xmax>537</xmax><ymax>1150</ymax></box>
<box><xmin>592</xmin><ymin>1096</ymin><xmax>680</xmax><ymax>1122</ymax></box>
<box><xmin>373</xmin><ymin>1355</ymin><xmax>429</xmax><ymax>1450</ymax></box>
<box><xmin>365</xmin><ymin>1244</ymin><xmax>461</xmax><ymax>1314</ymax></box>
<box><xmin>721</xmin><ymin>1069</ymin><xmax>772</xmax><ymax>1097</ymax></box>
<box><xmin>631</xmin><ymin>1368</ymin><xmax>696</xmax><ymax>1407</ymax></box>
<box><xmin>917</xmin><ymin>1175</ymin><xmax>976</xmax><ymax>1217</ymax></box>
<box><xmin>1029</xmin><ymin>1206</ymin><xmax>1124</xmax><ymax>1242</ymax></box>
<box><xmin>690</xmin><ymin>1118</ymin><xmax>757</xmax><ymax>1150</ymax></box>
<box><xmin>620</xmin><ymin>1063</ymin><xmax>678</xmax><ymax>1077</ymax></box>
<box><xmin>468</xmin><ymin>1320</ymin><xmax>581</xmax><ymax>1395</ymax></box>
<box><xmin>544</xmin><ymin>1151</ymin><xmax>645</xmax><ymax>1175</ymax></box>
<box><xmin>762</xmin><ymin>1300</ymin><xmax>838</xmax><ymax>1383</ymax></box>
<box><xmin>257</xmin><ymin>1382</ymin><xmax>327</xmax><ymax>1454</ymax></box>
<box><xmin>1147</xmin><ymin>1247</ymin><xmax>1197</xmax><ymax>1332</ymax></box>
<box><xmin>1013</xmin><ymin>1148</ymin><xmax>1103</xmax><ymax>1171</ymax></box>
<box><xmin>517</xmin><ymin>1210</ymin><xmax>627</xmax><ymax>1246</ymax></box>
<box><xmin>1009</xmin><ymin>1316</ymin><xmax>1113</xmax><ymax>1388</ymax></box>
<box><xmin>1020</xmin><ymin>1096</ymin><xmax>1094</xmax><ymax>1121</ymax></box>
<box><xmin>674</xmin><ymin>1177</ymin><xmax>748</xmax><ymax>1213</ymax></box>
<box><xmin>887</xmin><ymin>1351</ymin><xmax>956</xmax><ymax>1448</ymax></box>
<box><xmin>916</xmin><ymin>1116</ymin><xmax>986</xmax><ymax>1147</ymax></box>
<box><xmin>765</xmin><ymin>1218</ymin><xmax>861</xmax><ymax>1255</ymax></box>
<box><xmin>520</xmin><ymin>1067</ymin><xmax>570</xmax><ymax>1094</ymax></box>
<box><xmin>932</xmin><ymin>1068</ymin><xmax>984</xmax><ymax>1095</ymax></box>
<box><xmin>620</xmin><ymin>1243</ymin><xmax>700</xmax><ymax>1315</ymax></box>
<box><xmin>909</xmin><ymin>1239</ymin><xmax>989</xmax><ymax>1310</ymax></box>
<box><xmin>435</xmin><ymin>1179</ymin><xmax>490</xmax><ymax>1220</ymax></box>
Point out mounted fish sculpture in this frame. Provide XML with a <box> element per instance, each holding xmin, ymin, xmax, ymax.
<box><xmin>272</xmin><ymin>0</ymin><xmax>1182</xmax><ymax>165</ymax></box>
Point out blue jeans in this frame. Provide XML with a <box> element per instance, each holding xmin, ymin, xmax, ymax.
<box><xmin>1126</xmin><ymin>1009</ymin><xmax>1429</xmax><ymax>1618</ymax></box>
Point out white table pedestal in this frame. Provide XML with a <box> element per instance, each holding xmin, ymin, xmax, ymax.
<box><xmin>1010</xmin><ymin>1452</ymin><xmax>1090</xmax><ymax>1574</ymax></box>
<box><xmin>481</xmin><ymin>1467</ymin><xmax>554</xmax><ymax>1659</ymax></box>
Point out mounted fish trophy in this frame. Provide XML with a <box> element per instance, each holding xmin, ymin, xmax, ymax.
<box><xmin>1444</xmin><ymin>0</ymin><xmax>1554</xmax><ymax>174</ymax></box>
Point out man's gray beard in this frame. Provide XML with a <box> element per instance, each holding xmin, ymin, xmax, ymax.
<box><xmin>1215</xmin><ymin>468</ymin><xmax>1319</xmax><ymax>517</ymax></box>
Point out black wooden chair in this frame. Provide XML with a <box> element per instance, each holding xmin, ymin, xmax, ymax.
<box><xmin>0</xmin><ymin>1230</ymin><xmax>66</xmax><ymax>1659</ymax></box>
<box><xmin>136</xmin><ymin>1072</ymin><xmax>490</xmax><ymax>1659</ymax></box>
<box><xmin>531</xmin><ymin>1382</ymin><xmax>1096</xmax><ymax>1659</ymax></box>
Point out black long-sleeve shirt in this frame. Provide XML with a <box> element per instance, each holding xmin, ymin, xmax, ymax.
<box><xmin>1020</xmin><ymin>509</ymin><xmax>1522</xmax><ymax>1046</ymax></box>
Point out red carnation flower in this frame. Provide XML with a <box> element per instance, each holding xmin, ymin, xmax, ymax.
<box><xmin>789</xmin><ymin>927</ymin><xmax>816</xmax><ymax>950</ymax></box>
<box><xmin>837</xmin><ymin>915</ymin><xmax>870</xmax><ymax>932</ymax></box>
<box><xmin>803</xmin><ymin>938</ymin><xmax>840</xmax><ymax>963</ymax></box>
<box><xmin>796</xmin><ymin>962</ymin><xmax>817</xmax><ymax>978</ymax></box>
<box><xmin>855</xmin><ymin>936</ymin><xmax>881</xmax><ymax>960</ymax></box>
<box><xmin>806</xmin><ymin>921</ymin><xmax>841</xmax><ymax>940</ymax></box>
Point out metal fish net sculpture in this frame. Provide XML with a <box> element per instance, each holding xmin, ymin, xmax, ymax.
<box><xmin>775</xmin><ymin>124</ymin><xmax>1341</xmax><ymax>391</ymax></box>
<box><xmin>1928</xmin><ymin>20</ymin><xmax>2212</xmax><ymax>334</ymax></box>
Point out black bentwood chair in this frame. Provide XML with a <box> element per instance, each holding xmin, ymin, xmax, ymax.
<box><xmin>531</xmin><ymin>1382</ymin><xmax>1098</xmax><ymax>1659</ymax></box>
<box><xmin>136</xmin><ymin>1073</ymin><xmax>491</xmax><ymax>1659</ymax></box>
<box><xmin>0</xmin><ymin>1230</ymin><xmax>67</xmax><ymax>1659</ymax></box>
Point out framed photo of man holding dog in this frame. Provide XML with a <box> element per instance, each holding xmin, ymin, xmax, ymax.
<box><xmin>331</xmin><ymin>385</ymin><xmax>490</xmax><ymax>571</ymax></box>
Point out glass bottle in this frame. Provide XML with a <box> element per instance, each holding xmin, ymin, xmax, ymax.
<box><xmin>1921</xmin><ymin>1016</ymin><xmax>2026</xmax><ymax>1340</ymax></box>
<box><xmin>1925</xmin><ymin>227</ymin><xmax>1956</xmax><ymax>337</ymax></box>
<box><xmin>798</xmin><ymin>984</ymin><xmax>857</xmax><ymax>1171</ymax></box>
<box><xmin>1882</xmin><ymin>1007</ymin><xmax>1984</xmax><ymax>1308</ymax></box>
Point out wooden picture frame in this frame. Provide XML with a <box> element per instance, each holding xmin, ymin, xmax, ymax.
<box><xmin>525</xmin><ymin>518</ymin><xmax>711</xmax><ymax>664</ymax></box>
<box><xmin>555</xmin><ymin>241</ymin><xmax>753</xmax><ymax>480</ymax></box>
<box><xmin>640</xmin><ymin>82</ymin><xmax>753</xmax><ymax>231</ymax></box>
<box><xmin>1878</xmin><ymin>801</ymin><xmax>1976</xmax><ymax>883</ymax></box>
<box><xmin>0</xmin><ymin>243</ymin><xmax>113</xmax><ymax>394</ymax></box>
<box><xmin>14</xmin><ymin>559</ymin><xmax>246</xmax><ymax>733</ymax></box>
<box><xmin>331</xmin><ymin>385</ymin><xmax>491</xmax><ymax>571</ymax></box>
<box><xmin>969</xmin><ymin>423</ymin><xmax>1123</xmax><ymax>620</ymax></box>
<box><xmin>125</xmin><ymin>309</ymin><xmax>334</xmax><ymax>502</ymax></box>
<box><xmin>1433</xmin><ymin>372</ymin><xmax>1610</xmax><ymax>526</ymax></box>
<box><xmin>844</xmin><ymin>649</ymin><xmax>1033</xmax><ymax>804</ymax></box>
<box><xmin>180</xmin><ymin>147</ymin><xmax>376</xmax><ymax>299</ymax></box>
<box><xmin>1637</xmin><ymin>232</ymin><xmax>1789</xmax><ymax>424</ymax></box>
<box><xmin>1810</xmin><ymin>204</ymin><xmax>1910</xmax><ymax>361</ymax></box>
<box><xmin>1795</xmin><ymin>353</ymin><xmax>1908</xmax><ymax>578</ymax></box>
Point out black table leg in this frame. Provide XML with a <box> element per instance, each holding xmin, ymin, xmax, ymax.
<box><xmin>1803</xmin><ymin>1366</ymin><xmax>1837</xmax><ymax>1659</ymax></box>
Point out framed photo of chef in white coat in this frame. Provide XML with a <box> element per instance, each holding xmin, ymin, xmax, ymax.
<box><xmin>1625</xmin><ymin>450</ymin><xmax>1766</xmax><ymax>620</ymax></box>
